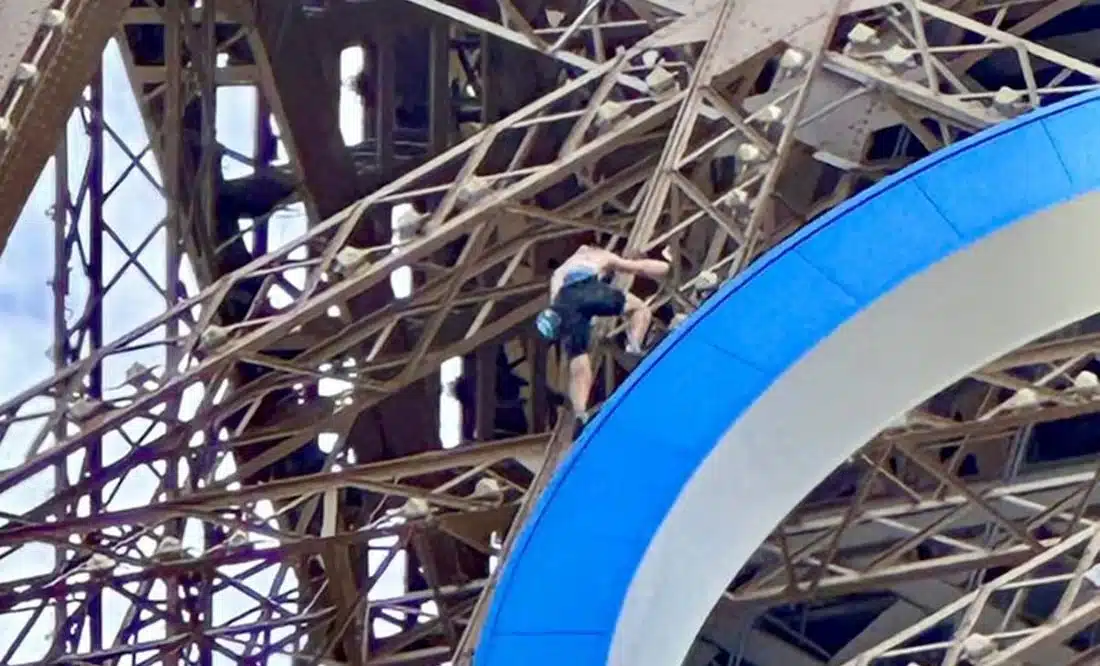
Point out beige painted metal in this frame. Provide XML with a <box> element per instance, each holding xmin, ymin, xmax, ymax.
<box><xmin>3</xmin><ymin>0</ymin><xmax>1100</xmax><ymax>663</ymax></box>
<box><xmin>0</xmin><ymin>0</ymin><xmax>130</xmax><ymax>255</ymax></box>
<box><xmin>0</xmin><ymin>0</ymin><xmax>58</xmax><ymax>104</ymax></box>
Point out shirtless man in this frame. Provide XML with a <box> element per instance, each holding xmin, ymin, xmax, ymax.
<box><xmin>535</xmin><ymin>245</ymin><xmax>669</xmax><ymax>426</ymax></box>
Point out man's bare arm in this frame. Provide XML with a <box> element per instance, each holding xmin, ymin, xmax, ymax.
<box><xmin>548</xmin><ymin>268</ymin><xmax>565</xmax><ymax>301</ymax></box>
<box><xmin>605</xmin><ymin>251</ymin><xmax>670</xmax><ymax>280</ymax></box>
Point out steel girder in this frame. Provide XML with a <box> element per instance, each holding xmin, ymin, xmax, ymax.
<box><xmin>4</xmin><ymin>0</ymin><xmax>1100</xmax><ymax>664</ymax></box>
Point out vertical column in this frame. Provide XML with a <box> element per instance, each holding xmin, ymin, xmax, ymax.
<box><xmin>475</xmin><ymin>347</ymin><xmax>497</xmax><ymax>440</ymax></box>
<box><xmin>48</xmin><ymin>94</ymin><xmax>70</xmax><ymax>663</ymax></box>
<box><xmin>163</xmin><ymin>1</ymin><xmax>183</xmax><ymax>371</ymax></box>
<box><xmin>85</xmin><ymin>63</ymin><xmax>106</xmax><ymax>657</ymax></box>
<box><xmin>159</xmin><ymin>1</ymin><xmax>191</xmax><ymax>660</ymax></box>
<box><xmin>47</xmin><ymin>62</ymin><xmax>109</xmax><ymax>658</ymax></box>
<box><xmin>196</xmin><ymin>7</ymin><xmax>220</xmax><ymax>663</ymax></box>
<box><xmin>429</xmin><ymin>21</ymin><xmax>452</xmax><ymax>154</ymax></box>
<box><xmin>479</xmin><ymin>33</ymin><xmax>496</xmax><ymax>122</ymax></box>
<box><xmin>375</xmin><ymin>35</ymin><xmax>396</xmax><ymax>172</ymax></box>
<box><xmin>528</xmin><ymin>333</ymin><xmax>549</xmax><ymax>432</ymax></box>
<box><xmin>198</xmin><ymin>0</ymin><xmax>219</xmax><ymax>239</ymax></box>
<box><xmin>161</xmin><ymin>4</ymin><xmax>184</xmax><ymax>664</ymax></box>
<box><xmin>253</xmin><ymin>97</ymin><xmax>276</xmax><ymax>256</ymax></box>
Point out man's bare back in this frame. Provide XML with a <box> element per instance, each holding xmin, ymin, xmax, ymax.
<box><xmin>549</xmin><ymin>245</ymin><xmax>619</xmax><ymax>299</ymax></box>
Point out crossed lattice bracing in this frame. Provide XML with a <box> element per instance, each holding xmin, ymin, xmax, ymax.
<box><xmin>838</xmin><ymin>522</ymin><xmax>1100</xmax><ymax>665</ymax></box>
<box><xmin>5</xmin><ymin>0</ymin><xmax>1100</xmax><ymax>664</ymax></box>
<box><xmin>724</xmin><ymin>331</ymin><xmax>1100</xmax><ymax>600</ymax></box>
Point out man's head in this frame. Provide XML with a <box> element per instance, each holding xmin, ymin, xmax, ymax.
<box><xmin>535</xmin><ymin>307</ymin><xmax>563</xmax><ymax>341</ymax></box>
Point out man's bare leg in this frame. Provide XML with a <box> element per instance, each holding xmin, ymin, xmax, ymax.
<box><xmin>568</xmin><ymin>353</ymin><xmax>594</xmax><ymax>416</ymax></box>
<box><xmin>623</xmin><ymin>292</ymin><xmax>651</xmax><ymax>354</ymax></box>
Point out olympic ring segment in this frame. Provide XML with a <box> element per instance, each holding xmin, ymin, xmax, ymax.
<box><xmin>475</xmin><ymin>89</ymin><xmax>1100</xmax><ymax>666</ymax></box>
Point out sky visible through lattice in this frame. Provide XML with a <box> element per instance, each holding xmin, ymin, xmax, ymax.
<box><xmin>0</xmin><ymin>40</ymin><xmax>463</xmax><ymax>664</ymax></box>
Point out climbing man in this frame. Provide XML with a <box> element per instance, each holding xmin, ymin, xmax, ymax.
<box><xmin>535</xmin><ymin>245</ymin><xmax>669</xmax><ymax>429</ymax></box>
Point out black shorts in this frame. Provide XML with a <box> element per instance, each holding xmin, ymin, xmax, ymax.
<box><xmin>554</xmin><ymin>277</ymin><xmax>626</xmax><ymax>358</ymax></box>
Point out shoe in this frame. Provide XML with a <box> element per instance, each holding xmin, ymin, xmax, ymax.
<box><xmin>573</xmin><ymin>407</ymin><xmax>597</xmax><ymax>437</ymax></box>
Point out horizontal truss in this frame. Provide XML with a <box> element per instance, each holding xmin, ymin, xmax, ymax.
<box><xmin>3</xmin><ymin>0</ymin><xmax>1100</xmax><ymax>664</ymax></box>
